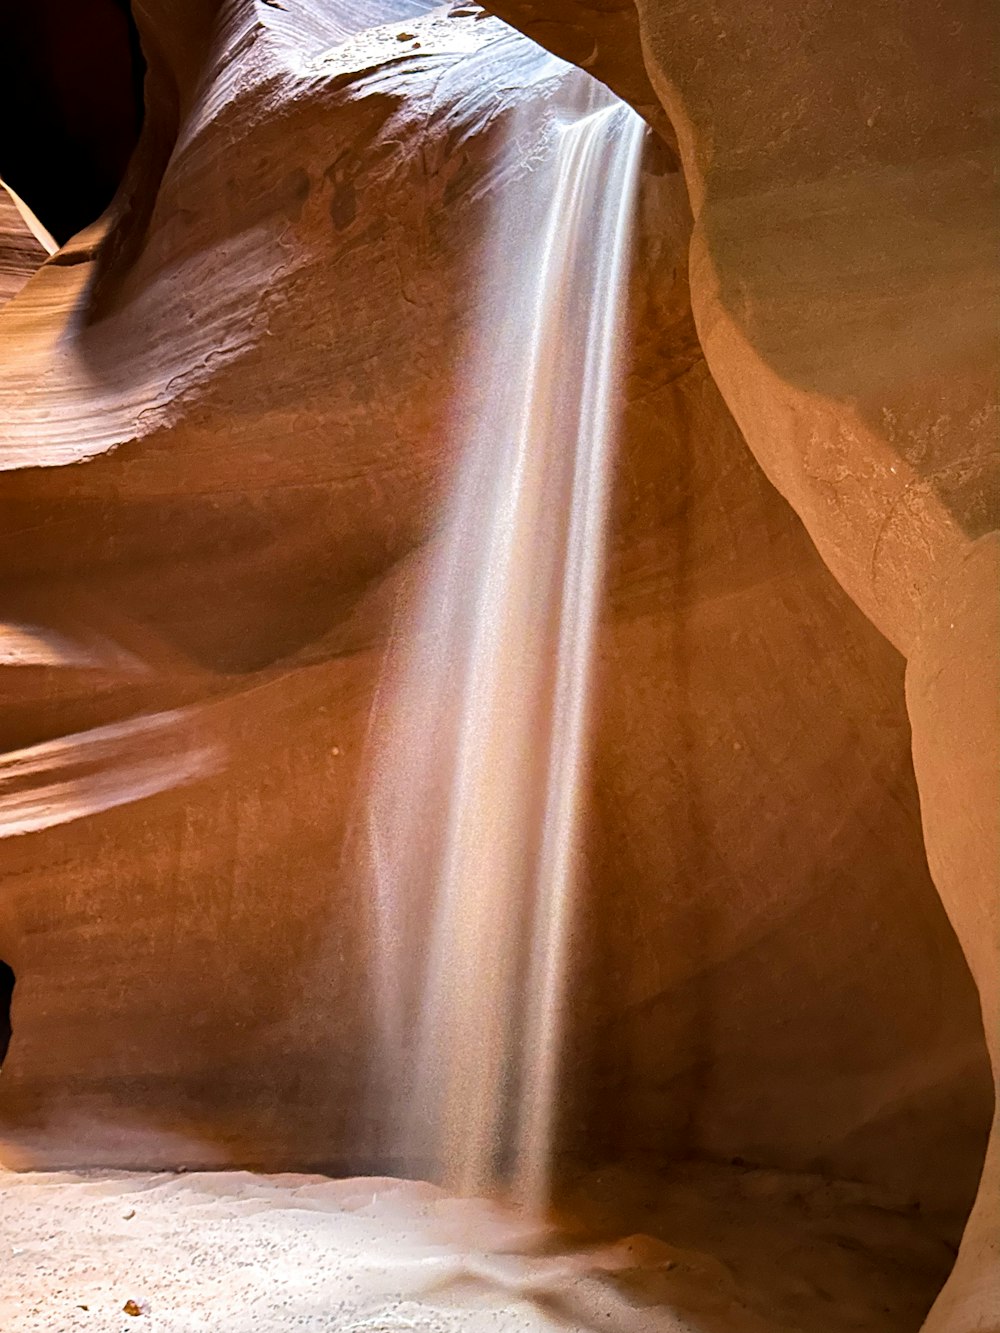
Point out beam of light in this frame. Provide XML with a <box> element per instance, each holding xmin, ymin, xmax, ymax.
<box><xmin>0</xmin><ymin>709</ymin><xmax>220</xmax><ymax>839</ymax></box>
<box><xmin>365</xmin><ymin>68</ymin><xmax>644</xmax><ymax>1210</ymax></box>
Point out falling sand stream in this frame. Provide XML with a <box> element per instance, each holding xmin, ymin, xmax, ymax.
<box><xmin>366</xmin><ymin>68</ymin><xmax>645</xmax><ymax>1212</ymax></box>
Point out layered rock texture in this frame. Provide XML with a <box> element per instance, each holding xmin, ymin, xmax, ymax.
<box><xmin>0</xmin><ymin>187</ymin><xmax>49</xmax><ymax>306</ymax></box>
<box><xmin>485</xmin><ymin>2</ymin><xmax>1000</xmax><ymax>1326</ymax></box>
<box><xmin>0</xmin><ymin>2</ymin><xmax>995</xmax><ymax>1329</ymax></box>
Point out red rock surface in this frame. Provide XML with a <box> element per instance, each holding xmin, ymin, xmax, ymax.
<box><xmin>0</xmin><ymin>2</ymin><xmax>994</xmax><ymax>1326</ymax></box>
<box><xmin>485</xmin><ymin>2</ymin><xmax>1000</xmax><ymax>1325</ymax></box>
<box><xmin>0</xmin><ymin>187</ymin><xmax>47</xmax><ymax>307</ymax></box>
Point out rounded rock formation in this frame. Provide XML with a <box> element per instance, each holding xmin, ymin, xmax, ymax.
<box><xmin>0</xmin><ymin>2</ymin><xmax>994</xmax><ymax>1328</ymax></box>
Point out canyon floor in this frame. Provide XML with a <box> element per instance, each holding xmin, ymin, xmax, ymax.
<box><xmin>0</xmin><ymin>1162</ymin><xmax>955</xmax><ymax>1332</ymax></box>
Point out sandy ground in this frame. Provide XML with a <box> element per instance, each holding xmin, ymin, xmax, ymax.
<box><xmin>0</xmin><ymin>1164</ymin><xmax>955</xmax><ymax>1332</ymax></box>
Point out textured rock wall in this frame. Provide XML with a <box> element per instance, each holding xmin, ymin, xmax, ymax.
<box><xmin>484</xmin><ymin>1</ymin><xmax>1000</xmax><ymax>1325</ymax></box>
<box><xmin>0</xmin><ymin>187</ymin><xmax>48</xmax><ymax>306</ymax></box>
<box><xmin>0</xmin><ymin>0</ymin><xmax>992</xmax><ymax>1297</ymax></box>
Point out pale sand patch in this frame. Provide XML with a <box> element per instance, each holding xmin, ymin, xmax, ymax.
<box><xmin>0</xmin><ymin>1166</ymin><xmax>954</xmax><ymax>1332</ymax></box>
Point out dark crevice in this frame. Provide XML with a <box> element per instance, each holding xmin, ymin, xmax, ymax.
<box><xmin>0</xmin><ymin>0</ymin><xmax>146</xmax><ymax>245</ymax></box>
<box><xmin>0</xmin><ymin>962</ymin><xmax>14</xmax><ymax>1068</ymax></box>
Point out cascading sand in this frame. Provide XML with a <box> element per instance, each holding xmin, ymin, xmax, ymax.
<box><xmin>365</xmin><ymin>67</ymin><xmax>644</xmax><ymax>1211</ymax></box>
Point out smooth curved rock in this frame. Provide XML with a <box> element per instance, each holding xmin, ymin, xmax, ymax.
<box><xmin>484</xmin><ymin>0</ymin><xmax>999</xmax><ymax>1324</ymax></box>
<box><xmin>0</xmin><ymin>3</ymin><xmax>993</xmax><ymax>1323</ymax></box>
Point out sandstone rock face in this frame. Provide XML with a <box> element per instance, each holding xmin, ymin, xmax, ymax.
<box><xmin>0</xmin><ymin>186</ymin><xmax>48</xmax><ymax>306</ymax></box>
<box><xmin>0</xmin><ymin>3</ymin><xmax>993</xmax><ymax>1323</ymax></box>
<box><xmin>485</xmin><ymin>1</ymin><xmax>999</xmax><ymax>1325</ymax></box>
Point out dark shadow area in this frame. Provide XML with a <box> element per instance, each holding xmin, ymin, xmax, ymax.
<box><xmin>0</xmin><ymin>0</ymin><xmax>145</xmax><ymax>244</ymax></box>
<box><xmin>0</xmin><ymin>962</ymin><xmax>14</xmax><ymax>1067</ymax></box>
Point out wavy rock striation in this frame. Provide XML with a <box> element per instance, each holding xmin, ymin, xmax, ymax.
<box><xmin>485</xmin><ymin>1</ymin><xmax>1000</xmax><ymax>1326</ymax></box>
<box><xmin>0</xmin><ymin>2</ymin><xmax>994</xmax><ymax>1325</ymax></box>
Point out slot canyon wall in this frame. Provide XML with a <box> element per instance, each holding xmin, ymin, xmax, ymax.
<box><xmin>484</xmin><ymin>2</ymin><xmax>999</xmax><ymax>1327</ymax></box>
<box><xmin>0</xmin><ymin>190</ymin><xmax>48</xmax><ymax>306</ymax></box>
<box><xmin>0</xmin><ymin>1</ymin><xmax>995</xmax><ymax>1328</ymax></box>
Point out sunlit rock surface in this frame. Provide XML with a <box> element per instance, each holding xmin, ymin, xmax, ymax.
<box><xmin>0</xmin><ymin>1</ymin><xmax>994</xmax><ymax>1327</ymax></box>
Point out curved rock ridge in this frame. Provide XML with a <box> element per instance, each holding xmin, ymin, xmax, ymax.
<box><xmin>0</xmin><ymin>5</ymin><xmax>993</xmax><ymax>1327</ymax></box>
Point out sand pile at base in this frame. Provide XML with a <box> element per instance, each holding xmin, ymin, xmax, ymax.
<box><xmin>0</xmin><ymin>1165</ymin><xmax>954</xmax><ymax>1332</ymax></box>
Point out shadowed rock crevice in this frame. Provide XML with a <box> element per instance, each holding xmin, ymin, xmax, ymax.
<box><xmin>0</xmin><ymin>962</ymin><xmax>14</xmax><ymax>1068</ymax></box>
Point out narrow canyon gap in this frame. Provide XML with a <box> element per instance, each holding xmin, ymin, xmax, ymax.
<box><xmin>0</xmin><ymin>962</ymin><xmax>13</xmax><ymax>1068</ymax></box>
